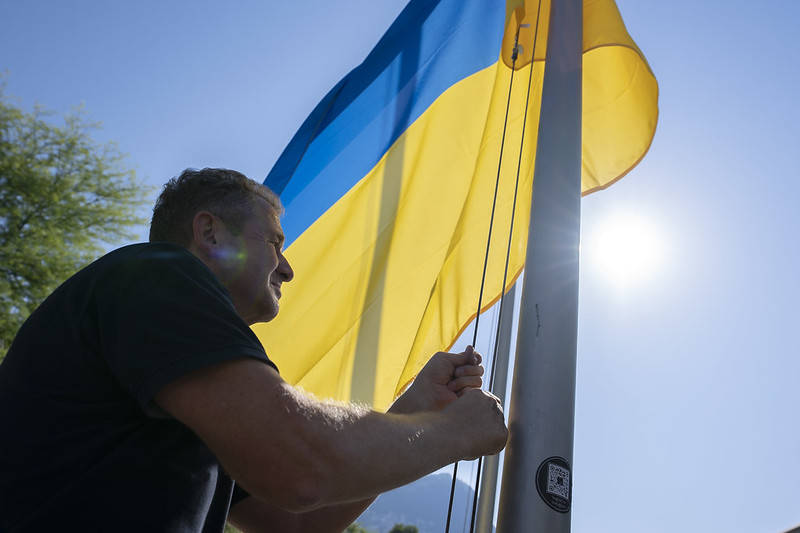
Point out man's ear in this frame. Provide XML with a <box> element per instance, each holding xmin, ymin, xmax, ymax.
<box><xmin>191</xmin><ymin>211</ymin><xmax>219</xmax><ymax>254</ymax></box>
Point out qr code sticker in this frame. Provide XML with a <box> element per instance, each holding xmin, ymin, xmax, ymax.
<box><xmin>547</xmin><ymin>463</ymin><xmax>570</xmax><ymax>500</ymax></box>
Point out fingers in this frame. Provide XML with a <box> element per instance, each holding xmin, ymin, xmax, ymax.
<box><xmin>486</xmin><ymin>390</ymin><xmax>502</xmax><ymax>406</ymax></box>
<box><xmin>449</xmin><ymin>388</ymin><xmax>508</xmax><ymax>457</ymax></box>
<box><xmin>440</xmin><ymin>345</ymin><xmax>480</xmax><ymax>366</ymax></box>
<box><xmin>441</xmin><ymin>346</ymin><xmax>485</xmax><ymax>394</ymax></box>
<box><xmin>464</xmin><ymin>346</ymin><xmax>482</xmax><ymax>365</ymax></box>
<box><xmin>454</xmin><ymin>364</ymin><xmax>484</xmax><ymax>378</ymax></box>
<box><xmin>448</xmin><ymin>375</ymin><xmax>483</xmax><ymax>392</ymax></box>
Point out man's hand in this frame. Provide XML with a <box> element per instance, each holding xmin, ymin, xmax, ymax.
<box><xmin>390</xmin><ymin>345</ymin><xmax>485</xmax><ymax>414</ymax></box>
<box><xmin>444</xmin><ymin>388</ymin><xmax>508</xmax><ymax>459</ymax></box>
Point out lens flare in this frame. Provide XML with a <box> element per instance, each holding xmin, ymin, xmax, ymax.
<box><xmin>585</xmin><ymin>213</ymin><xmax>663</xmax><ymax>285</ymax></box>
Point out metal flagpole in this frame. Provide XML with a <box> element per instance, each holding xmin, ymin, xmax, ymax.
<box><xmin>496</xmin><ymin>0</ymin><xmax>582</xmax><ymax>531</ymax></box>
<box><xmin>474</xmin><ymin>282</ymin><xmax>517</xmax><ymax>533</ymax></box>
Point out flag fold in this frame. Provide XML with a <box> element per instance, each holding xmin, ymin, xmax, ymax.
<box><xmin>254</xmin><ymin>0</ymin><xmax>658</xmax><ymax>410</ymax></box>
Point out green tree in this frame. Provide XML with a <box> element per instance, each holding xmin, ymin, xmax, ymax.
<box><xmin>345</xmin><ymin>524</ymin><xmax>373</xmax><ymax>533</ymax></box>
<box><xmin>388</xmin><ymin>525</ymin><xmax>419</xmax><ymax>533</ymax></box>
<box><xmin>0</xmin><ymin>87</ymin><xmax>149</xmax><ymax>358</ymax></box>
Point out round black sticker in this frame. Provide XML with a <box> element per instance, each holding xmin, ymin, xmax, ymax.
<box><xmin>535</xmin><ymin>456</ymin><xmax>571</xmax><ymax>513</ymax></box>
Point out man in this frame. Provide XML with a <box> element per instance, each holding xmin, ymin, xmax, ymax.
<box><xmin>0</xmin><ymin>168</ymin><xmax>508</xmax><ymax>532</ymax></box>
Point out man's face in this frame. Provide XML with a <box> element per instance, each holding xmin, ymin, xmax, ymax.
<box><xmin>214</xmin><ymin>198</ymin><xmax>294</xmax><ymax>324</ymax></box>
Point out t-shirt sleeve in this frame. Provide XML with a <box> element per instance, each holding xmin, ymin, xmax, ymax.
<box><xmin>94</xmin><ymin>245</ymin><xmax>277</xmax><ymax>413</ymax></box>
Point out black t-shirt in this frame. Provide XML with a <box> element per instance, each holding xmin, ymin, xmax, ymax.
<box><xmin>0</xmin><ymin>243</ymin><xmax>277</xmax><ymax>532</ymax></box>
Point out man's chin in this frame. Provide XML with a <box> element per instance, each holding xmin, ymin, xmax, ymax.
<box><xmin>261</xmin><ymin>301</ymin><xmax>280</xmax><ymax>322</ymax></box>
<box><xmin>245</xmin><ymin>303</ymin><xmax>279</xmax><ymax>325</ymax></box>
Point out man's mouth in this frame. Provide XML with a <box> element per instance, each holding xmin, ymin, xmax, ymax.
<box><xmin>270</xmin><ymin>282</ymin><xmax>282</xmax><ymax>298</ymax></box>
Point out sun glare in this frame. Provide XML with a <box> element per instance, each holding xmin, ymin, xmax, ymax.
<box><xmin>584</xmin><ymin>213</ymin><xmax>663</xmax><ymax>285</ymax></box>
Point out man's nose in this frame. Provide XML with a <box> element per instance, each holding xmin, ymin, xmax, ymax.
<box><xmin>278</xmin><ymin>254</ymin><xmax>294</xmax><ymax>282</ymax></box>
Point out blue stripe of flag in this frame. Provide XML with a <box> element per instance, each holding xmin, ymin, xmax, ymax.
<box><xmin>265</xmin><ymin>0</ymin><xmax>506</xmax><ymax>245</ymax></box>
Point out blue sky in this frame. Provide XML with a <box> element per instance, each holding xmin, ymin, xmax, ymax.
<box><xmin>2</xmin><ymin>1</ymin><xmax>799</xmax><ymax>532</ymax></box>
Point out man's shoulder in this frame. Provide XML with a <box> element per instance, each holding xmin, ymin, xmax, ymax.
<box><xmin>94</xmin><ymin>242</ymin><xmax>215</xmax><ymax>286</ymax></box>
<box><xmin>49</xmin><ymin>242</ymin><xmax>230</xmax><ymax>320</ymax></box>
<box><xmin>101</xmin><ymin>242</ymin><xmax>199</xmax><ymax>269</ymax></box>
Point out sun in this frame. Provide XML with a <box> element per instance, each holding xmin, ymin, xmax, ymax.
<box><xmin>584</xmin><ymin>213</ymin><xmax>663</xmax><ymax>285</ymax></box>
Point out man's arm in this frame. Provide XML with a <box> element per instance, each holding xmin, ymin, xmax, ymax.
<box><xmin>226</xmin><ymin>401</ymin><xmax>413</xmax><ymax>533</ymax></box>
<box><xmin>229</xmin><ymin>496</ymin><xmax>373</xmax><ymax>533</ymax></box>
<box><xmin>155</xmin><ymin>354</ymin><xmax>506</xmax><ymax>513</ymax></box>
<box><xmin>226</xmin><ymin>348</ymin><xmax>490</xmax><ymax>533</ymax></box>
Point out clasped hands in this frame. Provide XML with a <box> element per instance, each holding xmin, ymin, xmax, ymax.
<box><xmin>390</xmin><ymin>346</ymin><xmax>508</xmax><ymax>458</ymax></box>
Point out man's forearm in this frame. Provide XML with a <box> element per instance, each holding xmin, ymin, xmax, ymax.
<box><xmin>285</xmin><ymin>386</ymin><xmax>465</xmax><ymax>507</ymax></box>
<box><xmin>230</xmin><ymin>495</ymin><xmax>377</xmax><ymax>533</ymax></box>
<box><xmin>231</xmin><ymin>397</ymin><xmax>437</xmax><ymax>533</ymax></box>
<box><xmin>294</xmin><ymin>397</ymin><xmax>430</xmax><ymax>529</ymax></box>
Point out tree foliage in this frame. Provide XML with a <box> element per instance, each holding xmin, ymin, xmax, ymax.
<box><xmin>345</xmin><ymin>524</ymin><xmax>373</xmax><ymax>533</ymax></box>
<box><xmin>388</xmin><ymin>525</ymin><xmax>419</xmax><ymax>533</ymax></box>
<box><xmin>0</xmin><ymin>87</ymin><xmax>149</xmax><ymax>357</ymax></box>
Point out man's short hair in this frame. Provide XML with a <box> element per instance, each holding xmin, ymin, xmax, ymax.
<box><xmin>149</xmin><ymin>168</ymin><xmax>282</xmax><ymax>246</ymax></box>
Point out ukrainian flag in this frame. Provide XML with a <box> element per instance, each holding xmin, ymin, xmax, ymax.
<box><xmin>253</xmin><ymin>0</ymin><xmax>658</xmax><ymax>410</ymax></box>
